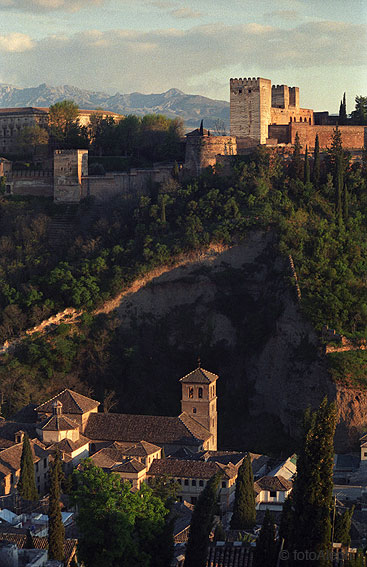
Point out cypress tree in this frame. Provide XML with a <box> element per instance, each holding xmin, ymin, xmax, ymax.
<box><xmin>291</xmin><ymin>398</ymin><xmax>337</xmax><ymax>566</ymax></box>
<box><xmin>213</xmin><ymin>521</ymin><xmax>226</xmax><ymax>542</ymax></box>
<box><xmin>336</xmin><ymin>153</ymin><xmax>344</xmax><ymax>224</ymax></box>
<box><xmin>253</xmin><ymin>509</ymin><xmax>277</xmax><ymax>567</ymax></box>
<box><xmin>343</xmin><ymin>184</ymin><xmax>349</xmax><ymax>221</ymax></box>
<box><xmin>304</xmin><ymin>145</ymin><xmax>310</xmax><ymax>184</ymax></box>
<box><xmin>184</xmin><ymin>472</ymin><xmax>222</xmax><ymax>567</ymax></box>
<box><xmin>230</xmin><ymin>453</ymin><xmax>256</xmax><ymax>530</ymax></box>
<box><xmin>338</xmin><ymin>93</ymin><xmax>347</xmax><ymax>125</ymax></box>
<box><xmin>313</xmin><ymin>134</ymin><xmax>320</xmax><ymax>187</ymax></box>
<box><xmin>17</xmin><ymin>434</ymin><xmax>38</xmax><ymax>501</ymax></box>
<box><xmin>290</xmin><ymin>132</ymin><xmax>303</xmax><ymax>180</ymax></box>
<box><xmin>334</xmin><ymin>506</ymin><xmax>354</xmax><ymax>547</ymax></box>
<box><xmin>48</xmin><ymin>451</ymin><xmax>65</xmax><ymax>562</ymax></box>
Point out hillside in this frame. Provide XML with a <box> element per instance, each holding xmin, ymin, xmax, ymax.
<box><xmin>0</xmin><ymin>83</ymin><xmax>230</xmax><ymax>131</ymax></box>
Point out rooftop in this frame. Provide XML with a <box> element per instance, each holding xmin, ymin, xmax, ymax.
<box><xmin>41</xmin><ymin>415</ymin><xmax>79</xmax><ymax>432</ymax></box>
<box><xmin>254</xmin><ymin>475</ymin><xmax>293</xmax><ymax>493</ymax></box>
<box><xmin>179</xmin><ymin>367</ymin><xmax>218</xmax><ymax>384</ymax></box>
<box><xmin>148</xmin><ymin>458</ymin><xmax>237</xmax><ymax>480</ymax></box>
<box><xmin>35</xmin><ymin>389</ymin><xmax>99</xmax><ymax>415</ymax></box>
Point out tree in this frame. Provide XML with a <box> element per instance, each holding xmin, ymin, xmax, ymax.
<box><xmin>17</xmin><ymin>434</ymin><xmax>38</xmax><ymax>501</ymax></box>
<box><xmin>71</xmin><ymin>459</ymin><xmax>170</xmax><ymax>567</ymax></box>
<box><xmin>290</xmin><ymin>399</ymin><xmax>337</xmax><ymax>566</ymax></box>
<box><xmin>48</xmin><ymin>451</ymin><xmax>65</xmax><ymax>561</ymax></box>
<box><xmin>230</xmin><ymin>453</ymin><xmax>256</xmax><ymax>530</ymax></box>
<box><xmin>338</xmin><ymin>93</ymin><xmax>347</xmax><ymax>125</ymax></box>
<box><xmin>304</xmin><ymin>145</ymin><xmax>310</xmax><ymax>184</ymax></box>
<box><xmin>253</xmin><ymin>509</ymin><xmax>277</xmax><ymax>567</ymax></box>
<box><xmin>289</xmin><ymin>132</ymin><xmax>303</xmax><ymax>180</ymax></box>
<box><xmin>16</xmin><ymin>125</ymin><xmax>49</xmax><ymax>155</ymax></box>
<box><xmin>351</xmin><ymin>96</ymin><xmax>367</xmax><ymax>125</ymax></box>
<box><xmin>213</xmin><ymin>522</ymin><xmax>226</xmax><ymax>542</ymax></box>
<box><xmin>333</xmin><ymin>506</ymin><xmax>354</xmax><ymax>547</ymax></box>
<box><xmin>184</xmin><ymin>472</ymin><xmax>222</xmax><ymax>567</ymax></box>
<box><xmin>48</xmin><ymin>101</ymin><xmax>87</xmax><ymax>149</ymax></box>
<box><xmin>313</xmin><ymin>134</ymin><xmax>320</xmax><ymax>186</ymax></box>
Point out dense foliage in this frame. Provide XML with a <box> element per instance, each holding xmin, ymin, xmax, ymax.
<box><xmin>71</xmin><ymin>459</ymin><xmax>173</xmax><ymax>567</ymax></box>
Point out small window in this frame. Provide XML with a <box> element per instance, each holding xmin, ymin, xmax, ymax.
<box><xmin>193</xmin><ymin>408</ymin><xmax>197</xmax><ymax>414</ymax></box>
<box><xmin>184</xmin><ymin>479</ymin><xmax>189</xmax><ymax>486</ymax></box>
<box><xmin>189</xmin><ymin>387</ymin><xmax>194</xmax><ymax>399</ymax></box>
<box><xmin>199</xmin><ymin>480</ymin><xmax>204</xmax><ymax>487</ymax></box>
<box><xmin>36</xmin><ymin>463</ymin><xmax>39</xmax><ymax>473</ymax></box>
<box><xmin>44</xmin><ymin>458</ymin><xmax>47</xmax><ymax>468</ymax></box>
<box><xmin>198</xmin><ymin>388</ymin><xmax>203</xmax><ymax>399</ymax></box>
<box><xmin>192</xmin><ymin>480</ymin><xmax>196</xmax><ymax>486</ymax></box>
<box><xmin>221</xmin><ymin>481</ymin><xmax>226</xmax><ymax>488</ymax></box>
<box><xmin>364</xmin><ymin>451</ymin><xmax>367</xmax><ymax>457</ymax></box>
<box><xmin>238</xmin><ymin>89</ymin><xmax>242</xmax><ymax>94</ymax></box>
<box><xmin>270</xmin><ymin>490</ymin><xmax>276</xmax><ymax>498</ymax></box>
<box><xmin>177</xmin><ymin>478</ymin><xmax>182</xmax><ymax>485</ymax></box>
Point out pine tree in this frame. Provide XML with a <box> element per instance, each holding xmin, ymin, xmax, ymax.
<box><xmin>48</xmin><ymin>451</ymin><xmax>65</xmax><ymax>562</ymax></box>
<box><xmin>184</xmin><ymin>472</ymin><xmax>222</xmax><ymax>567</ymax></box>
<box><xmin>304</xmin><ymin>145</ymin><xmax>310</xmax><ymax>184</ymax></box>
<box><xmin>253</xmin><ymin>509</ymin><xmax>277</xmax><ymax>567</ymax></box>
<box><xmin>17</xmin><ymin>434</ymin><xmax>38</xmax><ymax>501</ymax></box>
<box><xmin>313</xmin><ymin>134</ymin><xmax>320</xmax><ymax>187</ymax></box>
<box><xmin>291</xmin><ymin>398</ymin><xmax>337</xmax><ymax>566</ymax></box>
<box><xmin>230</xmin><ymin>453</ymin><xmax>256</xmax><ymax>530</ymax></box>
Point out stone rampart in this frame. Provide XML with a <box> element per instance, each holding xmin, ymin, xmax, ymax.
<box><xmin>184</xmin><ymin>135</ymin><xmax>237</xmax><ymax>176</ymax></box>
<box><xmin>289</xmin><ymin>123</ymin><xmax>367</xmax><ymax>150</ymax></box>
<box><xmin>6</xmin><ymin>170</ymin><xmax>53</xmax><ymax>197</ymax></box>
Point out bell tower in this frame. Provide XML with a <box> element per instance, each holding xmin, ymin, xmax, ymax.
<box><xmin>180</xmin><ymin>366</ymin><xmax>218</xmax><ymax>450</ymax></box>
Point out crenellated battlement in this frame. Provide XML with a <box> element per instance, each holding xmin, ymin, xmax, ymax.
<box><xmin>230</xmin><ymin>77</ymin><xmax>262</xmax><ymax>88</ymax></box>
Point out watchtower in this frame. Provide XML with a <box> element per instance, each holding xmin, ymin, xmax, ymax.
<box><xmin>230</xmin><ymin>77</ymin><xmax>272</xmax><ymax>145</ymax></box>
<box><xmin>180</xmin><ymin>366</ymin><xmax>218</xmax><ymax>450</ymax></box>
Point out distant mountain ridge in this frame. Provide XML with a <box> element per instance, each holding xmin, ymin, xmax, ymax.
<box><xmin>0</xmin><ymin>83</ymin><xmax>230</xmax><ymax>131</ymax></box>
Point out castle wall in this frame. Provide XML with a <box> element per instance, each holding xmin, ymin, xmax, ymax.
<box><xmin>230</xmin><ymin>78</ymin><xmax>272</xmax><ymax>145</ymax></box>
<box><xmin>289</xmin><ymin>123</ymin><xmax>367</xmax><ymax>150</ymax></box>
<box><xmin>267</xmin><ymin>125</ymin><xmax>290</xmax><ymax>144</ymax></box>
<box><xmin>271</xmin><ymin>107</ymin><xmax>313</xmax><ymax>126</ymax></box>
<box><xmin>54</xmin><ymin>149</ymin><xmax>88</xmax><ymax>203</ymax></box>
<box><xmin>184</xmin><ymin>135</ymin><xmax>237</xmax><ymax>176</ymax></box>
<box><xmin>6</xmin><ymin>170</ymin><xmax>53</xmax><ymax>197</ymax></box>
<box><xmin>82</xmin><ymin>165</ymin><xmax>174</xmax><ymax>201</ymax></box>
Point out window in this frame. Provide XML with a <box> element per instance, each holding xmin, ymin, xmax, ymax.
<box><xmin>184</xmin><ymin>479</ymin><xmax>189</xmax><ymax>486</ymax></box>
<box><xmin>193</xmin><ymin>407</ymin><xmax>197</xmax><ymax>414</ymax></box>
<box><xmin>270</xmin><ymin>491</ymin><xmax>276</xmax><ymax>498</ymax></box>
<box><xmin>36</xmin><ymin>463</ymin><xmax>39</xmax><ymax>473</ymax></box>
<box><xmin>238</xmin><ymin>89</ymin><xmax>242</xmax><ymax>94</ymax></box>
<box><xmin>198</xmin><ymin>388</ymin><xmax>203</xmax><ymax>399</ymax></box>
<box><xmin>192</xmin><ymin>480</ymin><xmax>196</xmax><ymax>486</ymax></box>
<box><xmin>199</xmin><ymin>480</ymin><xmax>204</xmax><ymax>487</ymax></box>
<box><xmin>189</xmin><ymin>387</ymin><xmax>194</xmax><ymax>399</ymax></box>
<box><xmin>177</xmin><ymin>478</ymin><xmax>181</xmax><ymax>485</ymax></box>
<box><xmin>221</xmin><ymin>481</ymin><xmax>226</xmax><ymax>488</ymax></box>
<box><xmin>43</xmin><ymin>458</ymin><xmax>47</xmax><ymax>468</ymax></box>
<box><xmin>364</xmin><ymin>452</ymin><xmax>367</xmax><ymax>457</ymax></box>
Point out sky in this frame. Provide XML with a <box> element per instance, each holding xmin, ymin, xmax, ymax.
<box><xmin>0</xmin><ymin>0</ymin><xmax>366</xmax><ymax>113</ymax></box>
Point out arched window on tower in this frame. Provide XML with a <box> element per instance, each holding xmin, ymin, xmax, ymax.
<box><xmin>189</xmin><ymin>387</ymin><xmax>194</xmax><ymax>399</ymax></box>
<box><xmin>198</xmin><ymin>387</ymin><xmax>203</xmax><ymax>399</ymax></box>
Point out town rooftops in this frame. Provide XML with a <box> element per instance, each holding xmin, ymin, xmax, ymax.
<box><xmin>179</xmin><ymin>367</ymin><xmax>218</xmax><ymax>384</ymax></box>
<box><xmin>48</xmin><ymin>435</ymin><xmax>90</xmax><ymax>454</ymax></box>
<box><xmin>254</xmin><ymin>475</ymin><xmax>293</xmax><ymax>493</ymax></box>
<box><xmin>148</xmin><ymin>458</ymin><xmax>237</xmax><ymax>480</ymax></box>
<box><xmin>84</xmin><ymin>412</ymin><xmax>210</xmax><ymax>446</ymax></box>
<box><xmin>35</xmin><ymin>389</ymin><xmax>100</xmax><ymax>415</ymax></box>
<box><xmin>0</xmin><ymin>440</ymin><xmax>48</xmax><ymax>477</ymax></box>
<box><xmin>113</xmin><ymin>459</ymin><xmax>146</xmax><ymax>474</ymax></box>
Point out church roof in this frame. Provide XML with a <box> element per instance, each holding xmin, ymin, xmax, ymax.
<box><xmin>84</xmin><ymin>412</ymin><xmax>210</xmax><ymax>446</ymax></box>
<box><xmin>179</xmin><ymin>367</ymin><xmax>218</xmax><ymax>384</ymax></box>
<box><xmin>41</xmin><ymin>415</ymin><xmax>79</xmax><ymax>432</ymax></box>
<box><xmin>35</xmin><ymin>389</ymin><xmax>99</xmax><ymax>415</ymax></box>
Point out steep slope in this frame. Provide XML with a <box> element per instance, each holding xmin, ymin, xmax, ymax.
<box><xmin>112</xmin><ymin>231</ymin><xmax>352</xmax><ymax>453</ymax></box>
<box><xmin>0</xmin><ymin>83</ymin><xmax>230</xmax><ymax>130</ymax></box>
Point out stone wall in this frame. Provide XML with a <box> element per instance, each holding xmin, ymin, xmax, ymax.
<box><xmin>289</xmin><ymin>123</ymin><xmax>367</xmax><ymax>150</ymax></box>
<box><xmin>6</xmin><ymin>170</ymin><xmax>53</xmax><ymax>197</ymax></box>
<box><xmin>82</xmin><ymin>164</ymin><xmax>175</xmax><ymax>201</ymax></box>
<box><xmin>54</xmin><ymin>149</ymin><xmax>88</xmax><ymax>203</ymax></box>
<box><xmin>184</xmin><ymin>135</ymin><xmax>237</xmax><ymax>176</ymax></box>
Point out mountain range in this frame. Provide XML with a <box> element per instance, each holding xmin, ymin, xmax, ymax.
<box><xmin>0</xmin><ymin>83</ymin><xmax>230</xmax><ymax>131</ymax></box>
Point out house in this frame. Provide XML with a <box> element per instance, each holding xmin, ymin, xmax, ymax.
<box><xmin>0</xmin><ymin>436</ymin><xmax>49</xmax><ymax>496</ymax></box>
<box><xmin>254</xmin><ymin>475</ymin><xmax>293</xmax><ymax>511</ymax></box>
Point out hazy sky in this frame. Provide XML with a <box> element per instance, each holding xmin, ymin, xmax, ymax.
<box><xmin>0</xmin><ymin>0</ymin><xmax>366</xmax><ymax>113</ymax></box>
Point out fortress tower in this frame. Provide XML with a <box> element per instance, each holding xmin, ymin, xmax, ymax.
<box><xmin>180</xmin><ymin>366</ymin><xmax>218</xmax><ymax>450</ymax></box>
<box><xmin>230</xmin><ymin>77</ymin><xmax>272</xmax><ymax>145</ymax></box>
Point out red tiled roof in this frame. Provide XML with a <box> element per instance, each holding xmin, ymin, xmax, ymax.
<box><xmin>254</xmin><ymin>475</ymin><xmax>293</xmax><ymax>493</ymax></box>
<box><xmin>113</xmin><ymin>459</ymin><xmax>146</xmax><ymax>473</ymax></box>
<box><xmin>0</xmin><ymin>441</ymin><xmax>48</xmax><ymax>476</ymax></box>
<box><xmin>35</xmin><ymin>389</ymin><xmax>99</xmax><ymax>415</ymax></box>
<box><xmin>84</xmin><ymin>413</ymin><xmax>206</xmax><ymax>446</ymax></box>
<box><xmin>41</xmin><ymin>415</ymin><xmax>79</xmax><ymax>432</ymax></box>
<box><xmin>148</xmin><ymin>458</ymin><xmax>237</xmax><ymax>480</ymax></box>
<box><xmin>179</xmin><ymin>367</ymin><xmax>218</xmax><ymax>384</ymax></box>
<box><xmin>48</xmin><ymin>435</ymin><xmax>90</xmax><ymax>454</ymax></box>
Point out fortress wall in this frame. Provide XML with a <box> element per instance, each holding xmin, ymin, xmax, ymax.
<box><xmin>289</xmin><ymin>123</ymin><xmax>367</xmax><ymax>150</ymax></box>
<box><xmin>271</xmin><ymin>107</ymin><xmax>313</xmax><ymax>126</ymax></box>
<box><xmin>185</xmin><ymin>136</ymin><xmax>237</xmax><ymax>176</ymax></box>
<box><xmin>267</xmin><ymin>125</ymin><xmax>290</xmax><ymax>144</ymax></box>
<box><xmin>8</xmin><ymin>177</ymin><xmax>53</xmax><ymax>197</ymax></box>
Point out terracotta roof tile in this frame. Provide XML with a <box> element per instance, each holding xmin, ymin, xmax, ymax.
<box><xmin>84</xmin><ymin>413</ymin><xmax>205</xmax><ymax>446</ymax></box>
<box><xmin>254</xmin><ymin>475</ymin><xmax>293</xmax><ymax>493</ymax></box>
<box><xmin>148</xmin><ymin>458</ymin><xmax>237</xmax><ymax>480</ymax></box>
<box><xmin>179</xmin><ymin>367</ymin><xmax>218</xmax><ymax>384</ymax></box>
<box><xmin>48</xmin><ymin>435</ymin><xmax>90</xmax><ymax>454</ymax></box>
<box><xmin>41</xmin><ymin>415</ymin><xmax>79</xmax><ymax>432</ymax></box>
<box><xmin>0</xmin><ymin>441</ymin><xmax>48</xmax><ymax>474</ymax></box>
<box><xmin>36</xmin><ymin>389</ymin><xmax>99</xmax><ymax>415</ymax></box>
<box><xmin>178</xmin><ymin>413</ymin><xmax>211</xmax><ymax>441</ymax></box>
<box><xmin>113</xmin><ymin>459</ymin><xmax>146</xmax><ymax>473</ymax></box>
<box><xmin>0</xmin><ymin>533</ymin><xmax>77</xmax><ymax>566</ymax></box>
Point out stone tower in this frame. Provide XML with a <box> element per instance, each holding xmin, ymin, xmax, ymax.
<box><xmin>180</xmin><ymin>367</ymin><xmax>218</xmax><ymax>450</ymax></box>
<box><xmin>230</xmin><ymin>77</ymin><xmax>272</xmax><ymax>145</ymax></box>
<box><xmin>53</xmin><ymin>149</ymin><xmax>88</xmax><ymax>203</ymax></box>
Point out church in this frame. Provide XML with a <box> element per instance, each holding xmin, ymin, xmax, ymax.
<box><xmin>0</xmin><ymin>366</ymin><xmax>244</xmax><ymax>510</ymax></box>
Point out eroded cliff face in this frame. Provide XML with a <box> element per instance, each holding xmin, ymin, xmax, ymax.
<box><xmin>114</xmin><ymin>231</ymin><xmax>365</xmax><ymax>453</ymax></box>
